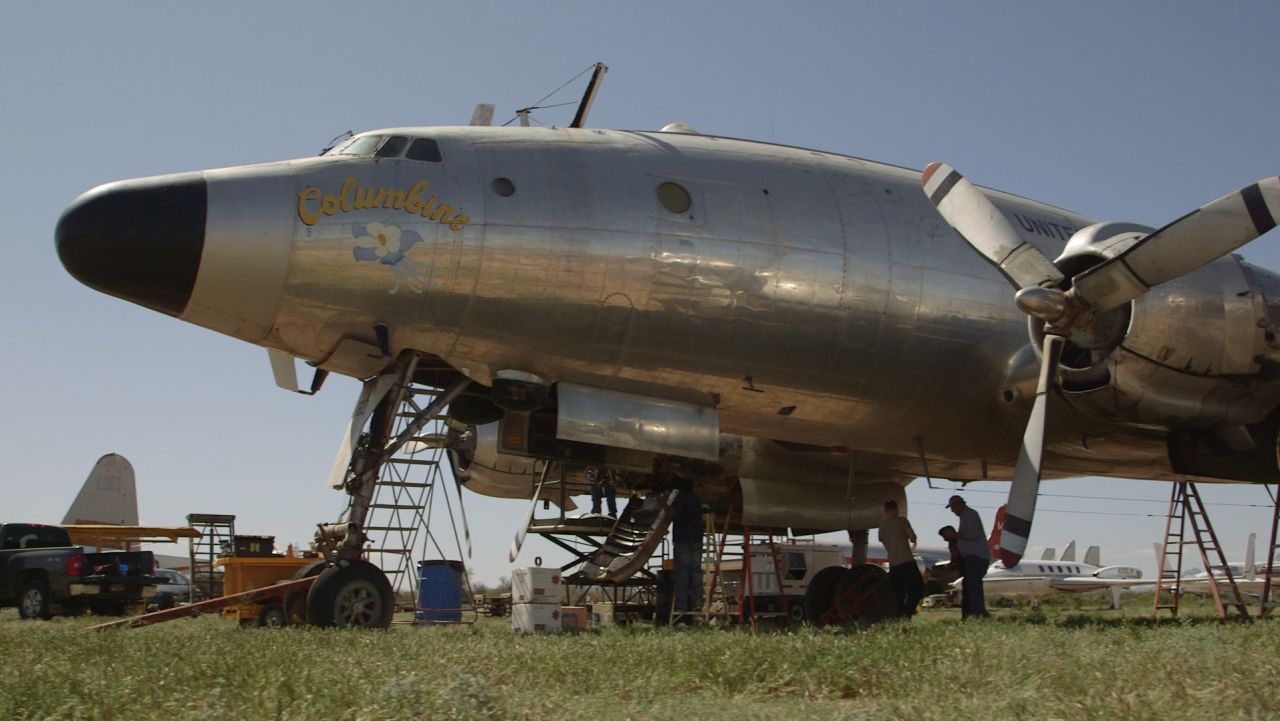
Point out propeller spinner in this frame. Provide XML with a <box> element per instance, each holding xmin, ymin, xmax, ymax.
<box><xmin>922</xmin><ymin>161</ymin><xmax>1280</xmax><ymax>566</ymax></box>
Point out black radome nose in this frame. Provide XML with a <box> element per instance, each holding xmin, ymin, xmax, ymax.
<box><xmin>55</xmin><ymin>174</ymin><xmax>207</xmax><ymax>317</ymax></box>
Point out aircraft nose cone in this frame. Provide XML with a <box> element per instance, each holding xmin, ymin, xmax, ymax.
<box><xmin>55</xmin><ymin>174</ymin><xmax>207</xmax><ymax>316</ymax></box>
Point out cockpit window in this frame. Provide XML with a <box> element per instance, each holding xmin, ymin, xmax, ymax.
<box><xmin>334</xmin><ymin>135</ymin><xmax>383</xmax><ymax>157</ymax></box>
<box><xmin>406</xmin><ymin>138</ymin><xmax>442</xmax><ymax>162</ymax></box>
<box><xmin>328</xmin><ymin>134</ymin><xmax>440</xmax><ymax>160</ymax></box>
<box><xmin>375</xmin><ymin>135</ymin><xmax>409</xmax><ymax>158</ymax></box>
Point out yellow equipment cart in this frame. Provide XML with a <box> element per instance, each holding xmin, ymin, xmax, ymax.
<box><xmin>214</xmin><ymin>555</ymin><xmax>317</xmax><ymax>626</ymax></box>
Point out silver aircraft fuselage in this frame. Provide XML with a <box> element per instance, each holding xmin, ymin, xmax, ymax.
<box><xmin>56</xmin><ymin>126</ymin><xmax>1280</xmax><ymax>484</ymax></box>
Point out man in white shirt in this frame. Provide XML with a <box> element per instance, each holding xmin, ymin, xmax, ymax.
<box><xmin>878</xmin><ymin>499</ymin><xmax>923</xmax><ymax>618</ymax></box>
<box><xmin>946</xmin><ymin>494</ymin><xmax>991</xmax><ymax>618</ymax></box>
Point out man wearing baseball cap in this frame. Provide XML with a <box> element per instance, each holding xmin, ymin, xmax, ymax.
<box><xmin>946</xmin><ymin>495</ymin><xmax>991</xmax><ymax>618</ymax></box>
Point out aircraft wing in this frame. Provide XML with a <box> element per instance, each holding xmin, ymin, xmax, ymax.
<box><xmin>1049</xmin><ymin>576</ymin><xmax>1148</xmax><ymax>593</ymax></box>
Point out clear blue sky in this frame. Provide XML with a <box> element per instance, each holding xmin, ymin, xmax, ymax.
<box><xmin>3</xmin><ymin>2</ymin><xmax>1279</xmax><ymax>583</ymax></box>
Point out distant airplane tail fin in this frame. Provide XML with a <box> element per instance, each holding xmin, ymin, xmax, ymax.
<box><xmin>1060</xmin><ymin>540</ymin><xmax>1077</xmax><ymax>562</ymax></box>
<box><xmin>988</xmin><ymin>504</ymin><xmax>1007</xmax><ymax>561</ymax></box>
<box><xmin>1245</xmin><ymin>532</ymin><xmax>1257</xmax><ymax>580</ymax></box>
<box><xmin>1084</xmin><ymin>545</ymin><xmax>1101</xmax><ymax>568</ymax></box>
<box><xmin>62</xmin><ymin>453</ymin><xmax>138</xmax><ymax>526</ymax></box>
<box><xmin>1041</xmin><ymin>547</ymin><xmax>1057</xmax><ymax>561</ymax></box>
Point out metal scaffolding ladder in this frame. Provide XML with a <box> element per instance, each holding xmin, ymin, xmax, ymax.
<box><xmin>1260</xmin><ymin>484</ymin><xmax>1280</xmax><ymax>619</ymax></box>
<box><xmin>1153</xmin><ymin>482</ymin><xmax>1249</xmax><ymax>619</ymax></box>
<box><xmin>187</xmin><ymin>513</ymin><xmax>235</xmax><ymax>600</ymax></box>
<box><xmin>334</xmin><ymin>372</ymin><xmax>474</xmax><ymax>620</ymax></box>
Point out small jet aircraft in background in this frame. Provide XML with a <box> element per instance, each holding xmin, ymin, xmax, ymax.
<box><xmin>53</xmin><ymin>74</ymin><xmax>1280</xmax><ymax>624</ymax></box>
<box><xmin>971</xmin><ymin>543</ymin><xmax>1144</xmax><ymax>609</ymax></box>
<box><xmin>1177</xmin><ymin>533</ymin><xmax>1280</xmax><ymax>596</ymax></box>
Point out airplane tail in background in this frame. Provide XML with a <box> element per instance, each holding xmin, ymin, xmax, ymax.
<box><xmin>1041</xmin><ymin>547</ymin><xmax>1057</xmax><ymax>561</ymax></box>
<box><xmin>1060</xmin><ymin>540</ymin><xmax>1077</xmax><ymax>562</ymax></box>
<box><xmin>1245</xmin><ymin>533</ymin><xmax>1257</xmax><ymax>580</ymax></box>
<box><xmin>989</xmin><ymin>504</ymin><xmax>1007</xmax><ymax>561</ymax></box>
<box><xmin>1084</xmin><ymin>545</ymin><xmax>1101</xmax><ymax>568</ymax></box>
<box><xmin>61</xmin><ymin>453</ymin><xmax>139</xmax><ymax>526</ymax></box>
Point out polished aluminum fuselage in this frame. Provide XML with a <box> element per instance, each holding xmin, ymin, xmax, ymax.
<box><xmin>149</xmin><ymin>127</ymin><xmax>1280</xmax><ymax>483</ymax></box>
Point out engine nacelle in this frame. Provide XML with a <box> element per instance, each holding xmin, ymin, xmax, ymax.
<box><xmin>732</xmin><ymin>436</ymin><xmax>907</xmax><ymax>533</ymax></box>
<box><xmin>1047</xmin><ymin>222</ymin><xmax>1277</xmax><ymax>431</ymax></box>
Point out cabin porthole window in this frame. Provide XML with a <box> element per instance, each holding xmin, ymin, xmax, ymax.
<box><xmin>492</xmin><ymin>177</ymin><xmax>516</xmax><ymax>197</ymax></box>
<box><xmin>656</xmin><ymin>181</ymin><xmax>692</xmax><ymax>215</ymax></box>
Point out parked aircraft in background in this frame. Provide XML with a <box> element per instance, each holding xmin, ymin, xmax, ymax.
<box><xmin>56</xmin><ymin>453</ymin><xmax>192</xmax><ymax>570</ymax></box>
<box><xmin>54</xmin><ymin>81</ymin><xmax>1280</xmax><ymax>625</ymax></box>
<box><xmin>967</xmin><ymin>543</ymin><xmax>1144</xmax><ymax>609</ymax></box>
<box><xmin>1179</xmin><ymin>533</ymin><xmax>1280</xmax><ymax>596</ymax></box>
<box><xmin>61</xmin><ymin>453</ymin><xmax>138</xmax><ymax>526</ymax></box>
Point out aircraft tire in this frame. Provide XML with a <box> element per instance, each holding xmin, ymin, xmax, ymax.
<box><xmin>257</xmin><ymin>602</ymin><xmax>288</xmax><ymax>628</ymax></box>
<box><xmin>804</xmin><ymin>566</ymin><xmax>847</xmax><ymax>626</ymax></box>
<box><xmin>832</xmin><ymin>564</ymin><xmax>895</xmax><ymax>625</ymax></box>
<box><xmin>18</xmin><ymin>578</ymin><xmax>52</xmax><ymax>620</ymax></box>
<box><xmin>286</xmin><ymin>561</ymin><xmax>329</xmax><ymax>625</ymax></box>
<box><xmin>305</xmin><ymin>560</ymin><xmax>394</xmax><ymax>629</ymax></box>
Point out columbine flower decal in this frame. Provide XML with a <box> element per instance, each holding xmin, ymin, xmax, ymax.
<box><xmin>352</xmin><ymin>221</ymin><xmax>429</xmax><ymax>294</ymax></box>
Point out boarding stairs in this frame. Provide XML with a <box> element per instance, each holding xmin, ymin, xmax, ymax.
<box><xmin>1153</xmin><ymin>482</ymin><xmax>1249</xmax><ymax>619</ymax></box>
<box><xmin>569</xmin><ymin>488</ymin><xmax>679</xmax><ymax>584</ymax></box>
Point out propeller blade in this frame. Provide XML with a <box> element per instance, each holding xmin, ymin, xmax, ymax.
<box><xmin>1072</xmin><ymin>177</ymin><xmax>1280</xmax><ymax>313</ymax></box>
<box><xmin>999</xmin><ymin>333</ymin><xmax>1064</xmax><ymax>567</ymax></box>
<box><xmin>922</xmin><ymin>162</ymin><xmax>1064</xmax><ymax>290</ymax></box>
<box><xmin>454</xmin><ymin>473</ymin><xmax>473</xmax><ymax>559</ymax></box>
<box><xmin>508</xmin><ymin>460</ymin><xmax>551</xmax><ymax>563</ymax></box>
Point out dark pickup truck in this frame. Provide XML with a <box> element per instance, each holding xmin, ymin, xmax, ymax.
<box><xmin>1</xmin><ymin>523</ymin><xmax>159</xmax><ymax>619</ymax></box>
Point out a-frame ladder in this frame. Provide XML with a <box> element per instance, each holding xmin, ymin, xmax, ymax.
<box><xmin>1153</xmin><ymin>482</ymin><xmax>1249</xmax><ymax>619</ymax></box>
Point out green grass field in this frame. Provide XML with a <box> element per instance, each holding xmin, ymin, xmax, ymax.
<box><xmin>2</xmin><ymin>596</ymin><xmax>1277</xmax><ymax>721</ymax></box>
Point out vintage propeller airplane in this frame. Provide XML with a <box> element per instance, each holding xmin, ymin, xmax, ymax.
<box><xmin>54</xmin><ymin>84</ymin><xmax>1280</xmax><ymax>624</ymax></box>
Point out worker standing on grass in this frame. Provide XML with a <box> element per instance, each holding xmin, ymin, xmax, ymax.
<box><xmin>670</xmin><ymin>477</ymin><xmax>703</xmax><ymax>623</ymax></box>
<box><xmin>946</xmin><ymin>495</ymin><xmax>991</xmax><ymax>619</ymax></box>
<box><xmin>878</xmin><ymin>500</ymin><xmax>923</xmax><ymax>618</ymax></box>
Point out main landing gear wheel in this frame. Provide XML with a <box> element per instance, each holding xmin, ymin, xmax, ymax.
<box><xmin>804</xmin><ymin>566</ymin><xmax>848</xmax><ymax>626</ymax></box>
<box><xmin>830</xmin><ymin>565</ymin><xmax>895</xmax><ymax>626</ymax></box>
<box><xmin>306</xmin><ymin>560</ymin><xmax>394</xmax><ymax>629</ymax></box>
<box><xmin>287</xmin><ymin>561</ymin><xmax>328</xmax><ymax>625</ymax></box>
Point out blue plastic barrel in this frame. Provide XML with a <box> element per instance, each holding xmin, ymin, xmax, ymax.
<box><xmin>417</xmin><ymin>560</ymin><xmax>465</xmax><ymax>623</ymax></box>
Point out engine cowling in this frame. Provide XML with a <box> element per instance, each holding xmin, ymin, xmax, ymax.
<box><xmin>1044</xmin><ymin>222</ymin><xmax>1280</xmax><ymax>431</ymax></box>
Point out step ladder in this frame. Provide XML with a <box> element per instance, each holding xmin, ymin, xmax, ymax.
<box><xmin>1153</xmin><ymin>482</ymin><xmax>1249</xmax><ymax>619</ymax></box>
<box><xmin>186</xmin><ymin>513</ymin><xmax>234</xmax><ymax>601</ymax></box>
<box><xmin>1260</xmin><ymin>484</ymin><xmax>1280</xmax><ymax>619</ymax></box>
<box><xmin>339</xmin><ymin>380</ymin><xmax>469</xmax><ymax>614</ymax></box>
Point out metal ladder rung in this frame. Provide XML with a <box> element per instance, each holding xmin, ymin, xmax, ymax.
<box><xmin>364</xmin><ymin>526</ymin><xmax>418</xmax><ymax>532</ymax></box>
<box><xmin>376</xmin><ymin>481</ymin><xmax>433</xmax><ymax>489</ymax></box>
<box><xmin>368</xmin><ymin>504</ymin><xmax>423</xmax><ymax>510</ymax></box>
<box><xmin>388</xmin><ymin>458</ymin><xmax>438</xmax><ymax>466</ymax></box>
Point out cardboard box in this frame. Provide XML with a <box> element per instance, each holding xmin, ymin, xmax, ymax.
<box><xmin>560</xmin><ymin>606</ymin><xmax>588</xmax><ymax>632</ymax></box>
<box><xmin>512</xmin><ymin>602</ymin><xmax>562</xmax><ymax>634</ymax></box>
<box><xmin>511</xmin><ymin>567</ymin><xmax>561</xmax><ymax>604</ymax></box>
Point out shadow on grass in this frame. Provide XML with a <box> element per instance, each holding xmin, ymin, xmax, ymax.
<box><xmin>1055</xmin><ymin>613</ymin><xmax>1255</xmax><ymax>629</ymax></box>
